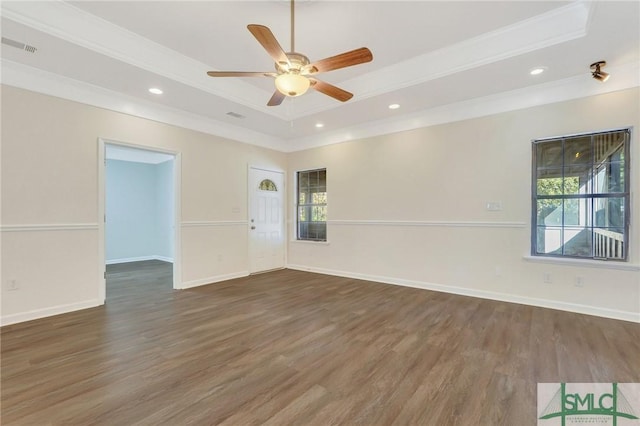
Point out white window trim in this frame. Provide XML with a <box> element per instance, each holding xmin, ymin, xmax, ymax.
<box><xmin>523</xmin><ymin>255</ymin><xmax>640</xmax><ymax>271</ymax></box>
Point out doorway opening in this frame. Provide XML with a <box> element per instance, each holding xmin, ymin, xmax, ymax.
<box><xmin>98</xmin><ymin>139</ymin><xmax>181</xmax><ymax>303</ymax></box>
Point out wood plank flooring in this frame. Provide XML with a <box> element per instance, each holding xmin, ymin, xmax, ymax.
<box><xmin>2</xmin><ymin>261</ymin><xmax>639</xmax><ymax>425</ymax></box>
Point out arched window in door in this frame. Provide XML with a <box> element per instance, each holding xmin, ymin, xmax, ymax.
<box><xmin>259</xmin><ymin>179</ymin><xmax>278</xmax><ymax>192</ymax></box>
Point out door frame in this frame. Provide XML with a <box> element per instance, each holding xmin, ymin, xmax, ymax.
<box><xmin>247</xmin><ymin>165</ymin><xmax>287</xmax><ymax>273</ymax></box>
<box><xmin>97</xmin><ymin>138</ymin><xmax>182</xmax><ymax>303</ymax></box>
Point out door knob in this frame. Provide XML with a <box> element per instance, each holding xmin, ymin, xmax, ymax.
<box><xmin>251</xmin><ymin>226</ymin><xmax>256</xmax><ymax>230</ymax></box>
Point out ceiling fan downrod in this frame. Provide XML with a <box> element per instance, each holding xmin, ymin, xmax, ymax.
<box><xmin>290</xmin><ymin>0</ymin><xmax>295</xmax><ymax>53</ymax></box>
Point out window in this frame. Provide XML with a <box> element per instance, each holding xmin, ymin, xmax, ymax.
<box><xmin>259</xmin><ymin>179</ymin><xmax>277</xmax><ymax>191</ymax></box>
<box><xmin>532</xmin><ymin>128</ymin><xmax>630</xmax><ymax>260</ymax></box>
<box><xmin>297</xmin><ymin>168</ymin><xmax>327</xmax><ymax>241</ymax></box>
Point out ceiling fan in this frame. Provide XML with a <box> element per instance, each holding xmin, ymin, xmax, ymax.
<box><xmin>207</xmin><ymin>0</ymin><xmax>373</xmax><ymax>106</ymax></box>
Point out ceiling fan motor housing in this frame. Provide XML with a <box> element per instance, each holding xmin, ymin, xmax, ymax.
<box><xmin>276</xmin><ymin>52</ymin><xmax>311</xmax><ymax>74</ymax></box>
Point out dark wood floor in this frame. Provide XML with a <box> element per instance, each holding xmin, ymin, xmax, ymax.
<box><xmin>2</xmin><ymin>261</ymin><xmax>639</xmax><ymax>425</ymax></box>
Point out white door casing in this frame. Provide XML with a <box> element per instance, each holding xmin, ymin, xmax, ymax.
<box><xmin>248</xmin><ymin>167</ymin><xmax>285</xmax><ymax>273</ymax></box>
<box><xmin>98</xmin><ymin>138</ymin><xmax>182</xmax><ymax>302</ymax></box>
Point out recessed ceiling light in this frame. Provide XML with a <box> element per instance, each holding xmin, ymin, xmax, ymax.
<box><xmin>530</xmin><ymin>67</ymin><xmax>546</xmax><ymax>76</ymax></box>
<box><xmin>315</xmin><ymin>123</ymin><xmax>324</xmax><ymax>128</ymax></box>
<box><xmin>148</xmin><ymin>87</ymin><xmax>163</xmax><ymax>95</ymax></box>
<box><xmin>388</xmin><ymin>104</ymin><xmax>400</xmax><ymax>110</ymax></box>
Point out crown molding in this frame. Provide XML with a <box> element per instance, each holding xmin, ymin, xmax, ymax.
<box><xmin>2</xmin><ymin>0</ymin><xmax>594</xmax><ymax>121</ymax></box>
<box><xmin>4</xmin><ymin>58</ymin><xmax>638</xmax><ymax>154</ymax></box>
<box><xmin>0</xmin><ymin>59</ymin><xmax>287</xmax><ymax>152</ymax></box>
<box><xmin>0</xmin><ymin>0</ymin><xmax>281</xmax><ymax>118</ymax></box>
<box><xmin>288</xmin><ymin>61</ymin><xmax>640</xmax><ymax>152</ymax></box>
<box><xmin>269</xmin><ymin>1</ymin><xmax>595</xmax><ymax>118</ymax></box>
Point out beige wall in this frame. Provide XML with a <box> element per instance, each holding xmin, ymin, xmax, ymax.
<box><xmin>1</xmin><ymin>85</ymin><xmax>286</xmax><ymax>324</ymax></box>
<box><xmin>2</xmin><ymin>85</ymin><xmax>639</xmax><ymax>325</ymax></box>
<box><xmin>287</xmin><ymin>88</ymin><xmax>640</xmax><ymax>322</ymax></box>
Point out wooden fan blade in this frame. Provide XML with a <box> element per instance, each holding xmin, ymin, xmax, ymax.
<box><xmin>207</xmin><ymin>71</ymin><xmax>275</xmax><ymax>77</ymax></box>
<box><xmin>306</xmin><ymin>47</ymin><xmax>372</xmax><ymax>74</ymax></box>
<box><xmin>309</xmin><ymin>78</ymin><xmax>353</xmax><ymax>102</ymax></box>
<box><xmin>247</xmin><ymin>24</ymin><xmax>290</xmax><ymax>66</ymax></box>
<box><xmin>267</xmin><ymin>90</ymin><xmax>286</xmax><ymax>106</ymax></box>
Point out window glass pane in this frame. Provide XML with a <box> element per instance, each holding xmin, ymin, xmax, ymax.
<box><xmin>594</xmin><ymin>162</ymin><xmax>624</xmax><ymax>193</ymax></box>
<box><xmin>537</xmin><ymin>199</ymin><xmax>562</xmax><ymax>226</ymax></box>
<box><xmin>594</xmin><ymin>197</ymin><xmax>625</xmax><ymax>228</ymax></box>
<box><xmin>298</xmin><ymin>222</ymin><xmax>308</xmax><ymax>239</ymax></box>
<box><xmin>564</xmin><ymin>166</ymin><xmax>590</xmax><ymax>195</ymax></box>
<box><xmin>319</xmin><ymin>169</ymin><xmax>326</xmax><ymax>186</ymax></box>
<box><xmin>312</xmin><ymin>206</ymin><xmax>327</xmax><ymax>222</ymax></box>
<box><xmin>536</xmin><ymin>142</ymin><xmax>563</xmax><ymax>169</ymax></box>
<box><xmin>564</xmin><ymin>199</ymin><xmax>590</xmax><ymax>227</ymax></box>
<box><xmin>594</xmin><ymin>131</ymin><xmax>626</xmax><ymax>164</ymax></box>
<box><xmin>562</xmin><ymin>227</ymin><xmax>592</xmax><ymax>257</ymax></box>
<box><xmin>564</xmin><ymin>136</ymin><xmax>592</xmax><ymax>165</ymax></box>
<box><xmin>259</xmin><ymin>179</ymin><xmax>277</xmax><ymax>191</ymax></box>
<box><xmin>298</xmin><ymin>222</ymin><xmax>326</xmax><ymax>241</ymax></box>
<box><xmin>536</xmin><ymin>173</ymin><xmax>563</xmax><ymax>196</ymax></box>
<box><xmin>298</xmin><ymin>173</ymin><xmax>308</xmax><ymax>190</ymax></box>
<box><xmin>312</xmin><ymin>192</ymin><xmax>327</xmax><ymax>204</ymax></box>
<box><xmin>536</xmin><ymin>226</ymin><xmax>562</xmax><ymax>254</ymax></box>
<box><xmin>593</xmin><ymin>228</ymin><xmax>625</xmax><ymax>259</ymax></box>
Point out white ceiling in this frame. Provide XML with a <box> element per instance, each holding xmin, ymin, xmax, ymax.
<box><xmin>1</xmin><ymin>1</ymin><xmax>639</xmax><ymax>152</ymax></box>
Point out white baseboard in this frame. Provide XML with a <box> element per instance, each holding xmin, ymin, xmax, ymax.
<box><xmin>286</xmin><ymin>264</ymin><xmax>640</xmax><ymax>323</ymax></box>
<box><xmin>1</xmin><ymin>299</ymin><xmax>103</xmax><ymax>327</ymax></box>
<box><xmin>106</xmin><ymin>255</ymin><xmax>174</xmax><ymax>265</ymax></box>
<box><xmin>180</xmin><ymin>271</ymin><xmax>250</xmax><ymax>289</ymax></box>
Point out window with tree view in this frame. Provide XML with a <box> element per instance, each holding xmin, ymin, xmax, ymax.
<box><xmin>532</xmin><ymin>128</ymin><xmax>630</xmax><ymax>260</ymax></box>
<box><xmin>297</xmin><ymin>169</ymin><xmax>327</xmax><ymax>241</ymax></box>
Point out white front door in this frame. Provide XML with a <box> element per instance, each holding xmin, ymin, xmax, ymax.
<box><xmin>248</xmin><ymin>167</ymin><xmax>285</xmax><ymax>273</ymax></box>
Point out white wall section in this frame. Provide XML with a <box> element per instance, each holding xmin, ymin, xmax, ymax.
<box><xmin>105</xmin><ymin>158</ymin><xmax>174</xmax><ymax>264</ymax></box>
<box><xmin>1</xmin><ymin>85</ymin><xmax>638</xmax><ymax>325</ymax></box>
<box><xmin>287</xmin><ymin>88</ymin><xmax>640</xmax><ymax>323</ymax></box>
<box><xmin>1</xmin><ymin>85</ymin><xmax>286</xmax><ymax>325</ymax></box>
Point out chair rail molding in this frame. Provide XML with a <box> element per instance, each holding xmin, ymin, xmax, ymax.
<box><xmin>0</xmin><ymin>223</ymin><xmax>99</xmax><ymax>232</ymax></box>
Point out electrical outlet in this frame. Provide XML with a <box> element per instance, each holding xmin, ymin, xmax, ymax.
<box><xmin>495</xmin><ymin>266</ymin><xmax>503</xmax><ymax>277</ymax></box>
<box><xmin>7</xmin><ymin>279</ymin><xmax>19</xmax><ymax>291</ymax></box>
<box><xmin>543</xmin><ymin>272</ymin><xmax>552</xmax><ymax>284</ymax></box>
<box><xmin>575</xmin><ymin>276</ymin><xmax>584</xmax><ymax>288</ymax></box>
<box><xmin>486</xmin><ymin>201</ymin><xmax>503</xmax><ymax>211</ymax></box>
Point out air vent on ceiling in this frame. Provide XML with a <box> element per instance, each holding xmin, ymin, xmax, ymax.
<box><xmin>226</xmin><ymin>112</ymin><xmax>245</xmax><ymax>119</ymax></box>
<box><xmin>2</xmin><ymin>37</ymin><xmax>37</xmax><ymax>54</ymax></box>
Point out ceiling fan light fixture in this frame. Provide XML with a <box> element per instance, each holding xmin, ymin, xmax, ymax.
<box><xmin>275</xmin><ymin>73</ymin><xmax>310</xmax><ymax>97</ymax></box>
<box><xmin>590</xmin><ymin>61</ymin><xmax>610</xmax><ymax>82</ymax></box>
